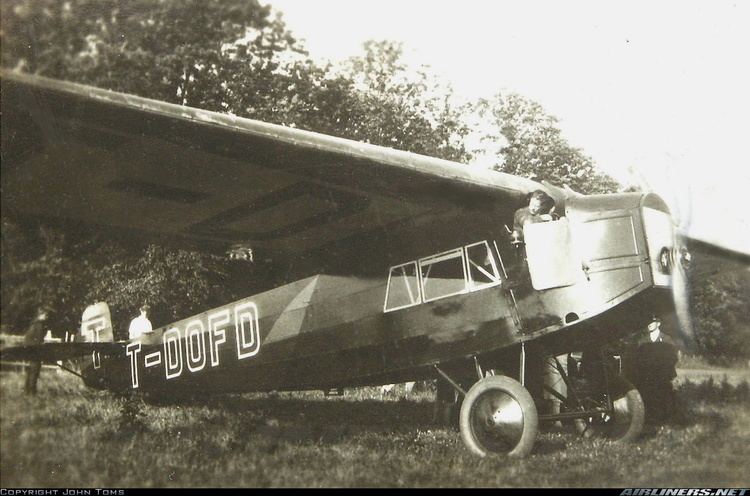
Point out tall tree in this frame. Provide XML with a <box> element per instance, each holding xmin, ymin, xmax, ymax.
<box><xmin>335</xmin><ymin>40</ymin><xmax>471</xmax><ymax>162</ymax></box>
<box><xmin>1</xmin><ymin>0</ymin><xmax>294</xmax><ymax>107</ymax></box>
<box><xmin>476</xmin><ymin>93</ymin><xmax>620</xmax><ymax>194</ymax></box>
<box><xmin>223</xmin><ymin>39</ymin><xmax>472</xmax><ymax>162</ymax></box>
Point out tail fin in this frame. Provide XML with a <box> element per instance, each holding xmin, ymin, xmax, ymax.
<box><xmin>78</xmin><ymin>302</ymin><xmax>114</xmax><ymax>370</ymax></box>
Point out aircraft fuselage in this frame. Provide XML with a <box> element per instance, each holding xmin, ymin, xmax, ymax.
<box><xmin>83</xmin><ymin>192</ymin><xmax>681</xmax><ymax>395</ymax></box>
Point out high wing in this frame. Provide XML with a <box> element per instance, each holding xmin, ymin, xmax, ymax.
<box><xmin>0</xmin><ymin>341</ymin><xmax>125</xmax><ymax>363</ymax></box>
<box><xmin>1</xmin><ymin>71</ymin><xmax>542</xmax><ymax>278</ymax></box>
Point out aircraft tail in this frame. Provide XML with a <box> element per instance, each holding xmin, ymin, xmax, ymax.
<box><xmin>78</xmin><ymin>302</ymin><xmax>114</xmax><ymax>343</ymax></box>
<box><xmin>77</xmin><ymin>302</ymin><xmax>114</xmax><ymax>377</ymax></box>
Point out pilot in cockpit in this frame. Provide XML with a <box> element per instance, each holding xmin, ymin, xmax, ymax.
<box><xmin>511</xmin><ymin>189</ymin><xmax>558</xmax><ymax>243</ymax></box>
<box><xmin>505</xmin><ymin>189</ymin><xmax>558</xmax><ymax>288</ymax></box>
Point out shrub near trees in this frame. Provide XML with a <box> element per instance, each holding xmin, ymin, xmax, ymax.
<box><xmin>690</xmin><ymin>268</ymin><xmax>750</xmax><ymax>365</ymax></box>
<box><xmin>0</xmin><ymin>221</ymin><xmax>256</xmax><ymax>339</ymax></box>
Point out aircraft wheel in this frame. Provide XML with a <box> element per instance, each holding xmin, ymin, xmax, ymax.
<box><xmin>587</xmin><ymin>377</ymin><xmax>645</xmax><ymax>443</ymax></box>
<box><xmin>459</xmin><ymin>375</ymin><xmax>538</xmax><ymax>457</ymax></box>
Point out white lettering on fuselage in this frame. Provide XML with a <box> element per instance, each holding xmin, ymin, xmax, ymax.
<box><xmin>126</xmin><ymin>342</ymin><xmax>141</xmax><ymax>388</ymax></box>
<box><xmin>144</xmin><ymin>351</ymin><xmax>161</xmax><ymax>367</ymax></box>
<box><xmin>186</xmin><ymin>319</ymin><xmax>207</xmax><ymax>373</ymax></box>
<box><xmin>235</xmin><ymin>302</ymin><xmax>261</xmax><ymax>359</ymax></box>
<box><xmin>207</xmin><ymin>309</ymin><xmax>229</xmax><ymax>367</ymax></box>
<box><xmin>163</xmin><ymin>327</ymin><xmax>183</xmax><ymax>380</ymax></box>
<box><xmin>83</xmin><ymin>316</ymin><xmax>106</xmax><ymax>369</ymax></box>
<box><xmin>126</xmin><ymin>301</ymin><xmax>261</xmax><ymax>389</ymax></box>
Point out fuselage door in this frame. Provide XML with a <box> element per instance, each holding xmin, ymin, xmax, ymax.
<box><xmin>524</xmin><ymin>218</ymin><xmax>584</xmax><ymax>290</ymax></box>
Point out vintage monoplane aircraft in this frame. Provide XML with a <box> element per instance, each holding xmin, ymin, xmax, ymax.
<box><xmin>0</xmin><ymin>70</ymin><xmax>733</xmax><ymax>457</ymax></box>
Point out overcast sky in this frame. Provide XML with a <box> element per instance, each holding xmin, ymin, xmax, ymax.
<box><xmin>266</xmin><ymin>0</ymin><xmax>749</xmax><ymax>254</ymax></box>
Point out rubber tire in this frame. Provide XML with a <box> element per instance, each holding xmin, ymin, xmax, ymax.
<box><xmin>459</xmin><ymin>375</ymin><xmax>538</xmax><ymax>458</ymax></box>
<box><xmin>589</xmin><ymin>377</ymin><xmax>645</xmax><ymax>443</ymax></box>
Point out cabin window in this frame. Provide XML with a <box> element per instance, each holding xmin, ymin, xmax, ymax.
<box><xmin>419</xmin><ymin>248</ymin><xmax>468</xmax><ymax>302</ymax></box>
<box><xmin>465</xmin><ymin>241</ymin><xmax>501</xmax><ymax>290</ymax></box>
<box><xmin>384</xmin><ymin>262</ymin><xmax>422</xmax><ymax>312</ymax></box>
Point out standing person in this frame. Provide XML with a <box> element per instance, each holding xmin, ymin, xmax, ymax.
<box><xmin>622</xmin><ymin>318</ymin><xmax>679</xmax><ymax>424</ymax></box>
<box><xmin>24</xmin><ymin>306</ymin><xmax>49</xmax><ymax>395</ymax></box>
<box><xmin>128</xmin><ymin>305</ymin><xmax>153</xmax><ymax>339</ymax></box>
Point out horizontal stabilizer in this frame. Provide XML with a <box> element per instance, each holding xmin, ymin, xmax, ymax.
<box><xmin>0</xmin><ymin>341</ymin><xmax>125</xmax><ymax>363</ymax></box>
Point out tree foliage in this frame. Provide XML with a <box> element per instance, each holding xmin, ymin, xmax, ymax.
<box><xmin>84</xmin><ymin>245</ymin><xmax>246</xmax><ymax>338</ymax></box>
<box><xmin>334</xmin><ymin>40</ymin><xmax>471</xmax><ymax>162</ymax></box>
<box><xmin>1</xmin><ymin>0</ymin><xmax>287</xmax><ymax>107</ymax></box>
<box><xmin>690</xmin><ymin>269</ymin><xmax>750</xmax><ymax>364</ymax></box>
<box><xmin>476</xmin><ymin>93</ymin><xmax>620</xmax><ymax>194</ymax></box>
<box><xmin>1</xmin><ymin>2</ymin><xmax>470</xmax><ymax>161</ymax></box>
<box><xmin>1</xmin><ymin>221</ymin><xmax>80</xmax><ymax>332</ymax></box>
<box><xmin>0</xmin><ymin>219</ymin><xmax>258</xmax><ymax>337</ymax></box>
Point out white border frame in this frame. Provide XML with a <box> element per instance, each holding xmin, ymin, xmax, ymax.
<box><xmin>383</xmin><ymin>261</ymin><xmax>422</xmax><ymax>313</ymax></box>
<box><xmin>418</xmin><ymin>247</ymin><xmax>469</xmax><ymax>303</ymax></box>
<box><xmin>464</xmin><ymin>240</ymin><xmax>502</xmax><ymax>291</ymax></box>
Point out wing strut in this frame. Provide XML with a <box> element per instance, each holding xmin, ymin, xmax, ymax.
<box><xmin>56</xmin><ymin>362</ymin><xmax>84</xmax><ymax>379</ymax></box>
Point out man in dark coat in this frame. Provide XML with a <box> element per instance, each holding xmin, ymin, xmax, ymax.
<box><xmin>24</xmin><ymin>307</ymin><xmax>50</xmax><ymax>395</ymax></box>
<box><xmin>622</xmin><ymin>318</ymin><xmax>679</xmax><ymax>424</ymax></box>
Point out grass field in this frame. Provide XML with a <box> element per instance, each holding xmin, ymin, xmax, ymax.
<box><xmin>1</xmin><ymin>369</ymin><xmax>749</xmax><ymax>488</ymax></box>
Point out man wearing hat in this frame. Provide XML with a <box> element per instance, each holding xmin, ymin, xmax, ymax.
<box><xmin>24</xmin><ymin>306</ymin><xmax>50</xmax><ymax>395</ymax></box>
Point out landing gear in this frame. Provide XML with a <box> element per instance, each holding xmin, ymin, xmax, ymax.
<box><xmin>552</xmin><ymin>353</ymin><xmax>645</xmax><ymax>443</ymax></box>
<box><xmin>584</xmin><ymin>377</ymin><xmax>645</xmax><ymax>442</ymax></box>
<box><xmin>435</xmin><ymin>347</ymin><xmax>646</xmax><ymax>457</ymax></box>
<box><xmin>459</xmin><ymin>375</ymin><xmax>538</xmax><ymax>458</ymax></box>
